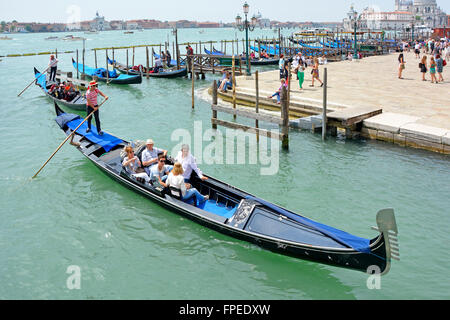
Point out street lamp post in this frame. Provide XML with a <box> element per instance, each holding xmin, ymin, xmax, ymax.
<box><xmin>235</xmin><ymin>2</ymin><xmax>257</xmax><ymax>76</ymax></box>
<box><xmin>348</xmin><ymin>9</ymin><xmax>359</xmax><ymax>60</ymax></box>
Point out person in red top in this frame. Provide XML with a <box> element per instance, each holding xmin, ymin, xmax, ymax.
<box><xmin>85</xmin><ymin>80</ymin><xmax>108</xmax><ymax>135</ymax></box>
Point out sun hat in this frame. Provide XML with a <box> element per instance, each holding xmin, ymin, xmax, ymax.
<box><xmin>146</xmin><ymin>139</ymin><xmax>154</xmax><ymax>145</ymax></box>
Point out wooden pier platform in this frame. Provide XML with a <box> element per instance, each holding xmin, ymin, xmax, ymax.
<box><xmin>208</xmin><ymin>51</ymin><xmax>450</xmax><ymax>154</ymax></box>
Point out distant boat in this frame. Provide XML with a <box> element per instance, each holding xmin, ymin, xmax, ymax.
<box><xmin>124</xmin><ymin>31</ymin><xmax>134</xmax><ymax>34</ymax></box>
<box><xmin>0</xmin><ymin>36</ymin><xmax>12</xmax><ymax>40</ymax></box>
<box><xmin>62</xmin><ymin>35</ymin><xmax>86</xmax><ymax>41</ymax></box>
<box><xmin>84</xmin><ymin>30</ymin><xmax>99</xmax><ymax>34</ymax></box>
<box><xmin>45</xmin><ymin>36</ymin><xmax>59</xmax><ymax>41</ymax></box>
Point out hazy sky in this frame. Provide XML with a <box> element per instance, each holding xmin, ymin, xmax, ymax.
<box><xmin>1</xmin><ymin>0</ymin><xmax>449</xmax><ymax>23</ymax></box>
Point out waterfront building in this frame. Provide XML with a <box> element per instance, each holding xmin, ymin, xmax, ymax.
<box><xmin>344</xmin><ymin>1</ymin><xmax>447</xmax><ymax>32</ymax></box>
<box><xmin>89</xmin><ymin>11</ymin><xmax>110</xmax><ymax>31</ymax></box>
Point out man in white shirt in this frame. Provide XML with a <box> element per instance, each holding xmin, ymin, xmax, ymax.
<box><xmin>141</xmin><ymin>139</ymin><xmax>167</xmax><ymax>176</ymax></box>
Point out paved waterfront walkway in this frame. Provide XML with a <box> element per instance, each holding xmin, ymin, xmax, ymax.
<box><xmin>235</xmin><ymin>51</ymin><xmax>450</xmax><ymax>130</ymax></box>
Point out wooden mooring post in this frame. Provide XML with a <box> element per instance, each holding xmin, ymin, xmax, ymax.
<box><xmin>211</xmin><ymin>79</ymin><xmax>289</xmax><ymax>144</ymax></box>
<box><xmin>126</xmin><ymin>49</ymin><xmax>129</xmax><ymax>74</ymax></box>
<box><xmin>232</xmin><ymin>55</ymin><xmax>236</xmax><ymax>120</ymax></box>
<box><xmin>146</xmin><ymin>47</ymin><xmax>150</xmax><ymax>79</ymax></box>
<box><xmin>322</xmin><ymin>67</ymin><xmax>328</xmax><ymax>140</ymax></box>
<box><xmin>191</xmin><ymin>60</ymin><xmax>195</xmax><ymax>109</ymax></box>
<box><xmin>212</xmin><ymin>80</ymin><xmax>218</xmax><ymax>130</ymax></box>
<box><xmin>76</xmin><ymin>50</ymin><xmax>79</xmax><ymax>79</ymax></box>
<box><xmin>281</xmin><ymin>86</ymin><xmax>289</xmax><ymax>150</ymax></box>
<box><xmin>255</xmin><ymin>70</ymin><xmax>259</xmax><ymax>142</ymax></box>
<box><xmin>82</xmin><ymin>48</ymin><xmax>85</xmax><ymax>80</ymax></box>
<box><xmin>106</xmin><ymin>49</ymin><xmax>109</xmax><ymax>83</ymax></box>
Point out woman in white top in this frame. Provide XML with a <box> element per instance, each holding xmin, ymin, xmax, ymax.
<box><xmin>175</xmin><ymin>144</ymin><xmax>208</xmax><ymax>182</ymax></box>
<box><xmin>163</xmin><ymin>162</ymin><xmax>209</xmax><ymax>204</ymax></box>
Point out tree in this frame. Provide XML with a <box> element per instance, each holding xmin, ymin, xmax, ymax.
<box><xmin>25</xmin><ymin>25</ymin><xmax>32</xmax><ymax>32</ymax></box>
<box><xmin>0</xmin><ymin>21</ymin><xmax>6</xmax><ymax>31</ymax></box>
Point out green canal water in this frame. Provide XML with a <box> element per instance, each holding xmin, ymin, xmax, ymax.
<box><xmin>0</xmin><ymin>29</ymin><xmax>449</xmax><ymax>300</ymax></box>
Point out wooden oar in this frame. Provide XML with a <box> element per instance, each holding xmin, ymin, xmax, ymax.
<box><xmin>18</xmin><ymin>65</ymin><xmax>53</xmax><ymax>97</ymax></box>
<box><xmin>32</xmin><ymin>98</ymin><xmax>109</xmax><ymax>179</ymax></box>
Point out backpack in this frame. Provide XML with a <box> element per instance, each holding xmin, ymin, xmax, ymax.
<box><xmin>443</xmin><ymin>60</ymin><xmax>447</xmax><ymax>67</ymax></box>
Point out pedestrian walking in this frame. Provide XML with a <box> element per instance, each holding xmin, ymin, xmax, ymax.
<box><xmin>279</xmin><ymin>54</ymin><xmax>285</xmax><ymax>79</ymax></box>
<box><xmin>310</xmin><ymin>57</ymin><xmax>323</xmax><ymax>87</ymax></box>
<box><xmin>436</xmin><ymin>54</ymin><xmax>444</xmax><ymax>83</ymax></box>
<box><xmin>414</xmin><ymin>42</ymin><xmax>421</xmax><ymax>59</ymax></box>
<box><xmin>398</xmin><ymin>53</ymin><xmax>405</xmax><ymax>79</ymax></box>
<box><xmin>419</xmin><ymin>56</ymin><xmax>427</xmax><ymax>81</ymax></box>
<box><xmin>297</xmin><ymin>55</ymin><xmax>306</xmax><ymax>90</ymax></box>
<box><xmin>429</xmin><ymin>56</ymin><xmax>437</xmax><ymax>84</ymax></box>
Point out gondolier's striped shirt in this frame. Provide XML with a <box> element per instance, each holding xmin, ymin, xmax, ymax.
<box><xmin>86</xmin><ymin>88</ymin><xmax>99</xmax><ymax>106</ymax></box>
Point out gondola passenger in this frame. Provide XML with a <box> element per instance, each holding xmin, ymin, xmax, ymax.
<box><xmin>154</xmin><ymin>57</ymin><xmax>163</xmax><ymax>73</ymax></box>
<box><xmin>141</xmin><ymin>139</ymin><xmax>167</xmax><ymax>176</ymax></box>
<box><xmin>161</xmin><ymin>162</ymin><xmax>209</xmax><ymax>204</ymax></box>
<box><xmin>175</xmin><ymin>144</ymin><xmax>208</xmax><ymax>183</ymax></box>
<box><xmin>149</xmin><ymin>154</ymin><xmax>173</xmax><ymax>186</ymax></box>
<box><xmin>122</xmin><ymin>146</ymin><xmax>150</xmax><ymax>183</ymax></box>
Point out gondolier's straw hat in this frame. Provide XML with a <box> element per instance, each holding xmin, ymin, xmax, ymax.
<box><xmin>89</xmin><ymin>80</ymin><xmax>98</xmax><ymax>87</ymax></box>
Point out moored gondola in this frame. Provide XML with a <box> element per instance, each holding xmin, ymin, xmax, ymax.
<box><xmin>34</xmin><ymin>67</ymin><xmax>86</xmax><ymax>111</ymax></box>
<box><xmin>72</xmin><ymin>58</ymin><xmax>142</xmax><ymax>85</ymax></box>
<box><xmin>53</xmin><ymin>101</ymin><xmax>400</xmax><ymax>275</ymax></box>
<box><xmin>111</xmin><ymin>57</ymin><xmax>187</xmax><ymax>79</ymax></box>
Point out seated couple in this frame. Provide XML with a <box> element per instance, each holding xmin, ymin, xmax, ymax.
<box><xmin>122</xmin><ymin>140</ymin><xmax>170</xmax><ymax>185</ymax></box>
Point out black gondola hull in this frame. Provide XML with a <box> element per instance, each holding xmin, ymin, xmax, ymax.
<box><xmin>115</xmin><ymin>65</ymin><xmax>188</xmax><ymax>78</ymax></box>
<box><xmin>53</xmin><ymin>102</ymin><xmax>395</xmax><ymax>275</ymax></box>
<box><xmin>34</xmin><ymin>67</ymin><xmax>87</xmax><ymax>111</ymax></box>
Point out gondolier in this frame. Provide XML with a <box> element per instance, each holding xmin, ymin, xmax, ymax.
<box><xmin>86</xmin><ymin>80</ymin><xmax>108</xmax><ymax>135</ymax></box>
<box><xmin>49</xmin><ymin>55</ymin><xmax>58</xmax><ymax>82</ymax></box>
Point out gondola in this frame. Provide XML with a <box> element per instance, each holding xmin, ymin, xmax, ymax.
<box><xmin>110</xmin><ymin>58</ymin><xmax>187</xmax><ymax>79</ymax></box>
<box><xmin>34</xmin><ymin>67</ymin><xmax>86</xmax><ymax>111</ymax></box>
<box><xmin>204</xmin><ymin>48</ymin><xmax>224</xmax><ymax>56</ymax></box>
<box><xmin>209</xmin><ymin>46</ymin><xmax>278</xmax><ymax>66</ymax></box>
<box><xmin>289</xmin><ymin>36</ymin><xmax>318</xmax><ymax>45</ymax></box>
<box><xmin>53</xmin><ymin>101</ymin><xmax>400</xmax><ymax>275</ymax></box>
<box><xmin>72</xmin><ymin>58</ymin><xmax>142</xmax><ymax>85</ymax></box>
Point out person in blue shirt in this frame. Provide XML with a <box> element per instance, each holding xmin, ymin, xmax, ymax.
<box><xmin>149</xmin><ymin>154</ymin><xmax>173</xmax><ymax>186</ymax></box>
